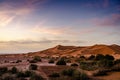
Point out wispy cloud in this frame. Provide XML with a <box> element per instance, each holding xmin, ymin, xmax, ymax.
<box><xmin>92</xmin><ymin>14</ymin><xmax>120</xmax><ymax>27</ymax></box>
<box><xmin>0</xmin><ymin>0</ymin><xmax>49</xmax><ymax>27</ymax></box>
<box><xmin>0</xmin><ymin>39</ymin><xmax>85</xmax><ymax>44</ymax></box>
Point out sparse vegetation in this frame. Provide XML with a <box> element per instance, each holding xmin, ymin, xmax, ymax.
<box><xmin>0</xmin><ymin>67</ymin><xmax>8</xmax><ymax>76</ymax></box>
<box><xmin>79</xmin><ymin>61</ymin><xmax>98</xmax><ymax>71</ymax></box>
<box><xmin>88</xmin><ymin>55</ymin><xmax>95</xmax><ymax>60</ymax></box>
<box><xmin>49</xmin><ymin>72</ymin><xmax>60</xmax><ymax>78</ymax></box>
<box><xmin>98</xmin><ymin>59</ymin><xmax>114</xmax><ymax>68</ymax></box>
<box><xmin>33</xmin><ymin>56</ymin><xmax>42</xmax><ymax>62</ymax></box>
<box><xmin>16</xmin><ymin>60</ymin><xmax>22</xmax><ymax>63</ymax></box>
<box><xmin>56</xmin><ymin>58</ymin><xmax>66</xmax><ymax>65</ymax></box>
<box><xmin>93</xmin><ymin>69</ymin><xmax>108</xmax><ymax>76</ymax></box>
<box><xmin>29</xmin><ymin>64</ymin><xmax>38</xmax><ymax>70</ymax></box>
<box><xmin>48</xmin><ymin>59</ymin><xmax>54</xmax><ymax>63</ymax></box>
<box><xmin>61</xmin><ymin>68</ymin><xmax>75</xmax><ymax>76</ymax></box>
<box><xmin>73</xmin><ymin>71</ymin><xmax>90</xmax><ymax>80</ymax></box>
<box><xmin>10</xmin><ymin>66</ymin><xmax>18</xmax><ymax>74</ymax></box>
<box><xmin>71</xmin><ymin>63</ymin><xmax>79</xmax><ymax>67</ymax></box>
<box><xmin>30</xmin><ymin>73</ymin><xmax>44</xmax><ymax>80</ymax></box>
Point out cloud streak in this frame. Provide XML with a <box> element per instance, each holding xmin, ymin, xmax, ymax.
<box><xmin>0</xmin><ymin>39</ymin><xmax>85</xmax><ymax>44</ymax></box>
<box><xmin>92</xmin><ymin>14</ymin><xmax>120</xmax><ymax>27</ymax></box>
<box><xmin>0</xmin><ymin>0</ymin><xmax>49</xmax><ymax>27</ymax></box>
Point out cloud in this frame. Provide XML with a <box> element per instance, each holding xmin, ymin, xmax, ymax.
<box><xmin>0</xmin><ymin>0</ymin><xmax>49</xmax><ymax>27</ymax></box>
<box><xmin>0</xmin><ymin>39</ymin><xmax>85</xmax><ymax>44</ymax></box>
<box><xmin>0</xmin><ymin>14</ymin><xmax>15</xmax><ymax>27</ymax></box>
<box><xmin>92</xmin><ymin>14</ymin><xmax>120</xmax><ymax>27</ymax></box>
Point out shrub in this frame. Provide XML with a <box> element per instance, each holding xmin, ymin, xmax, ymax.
<box><xmin>30</xmin><ymin>74</ymin><xmax>44</xmax><ymax>80</ymax></box>
<box><xmin>10</xmin><ymin>67</ymin><xmax>18</xmax><ymax>74</ymax></box>
<box><xmin>72</xmin><ymin>71</ymin><xmax>89</xmax><ymax>80</ymax></box>
<box><xmin>49</xmin><ymin>72</ymin><xmax>60</xmax><ymax>78</ymax></box>
<box><xmin>80</xmin><ymin>61</ymin><xmax>98</xmax><ymax>71</ymax></box>
<box><xmin>2</xmin><ymin>75</ymin><xmax>15</xmax><ymax>80</ymax></box>
<box><xmin>29</xmin><ymin>60</ymin><xmax>37</xmax><ymax>63</ymax></box>
<box><xmin>33</xmin><ymin>56</ymin><xmax>41</xmax><ymax>62</ymax></box>
<box><xmin>88</xmin><ymin>55</ymin><xmax>95</xmax><ymax>60</ymax></box>
<box><xmin>98</xmin><ymin>59</ymin><xmax>113</xmax><ymax>68</ymax></box>
<box><xmin>114</xmin><ymin>59</ymin><xmax>120</xmax><ymax>65</ymax></box>
<box><xmin>71</xmin><ymin>63</ymin><xmax>78</xmax><ymax>67</ymax></box>
<box><xmin>61</xmin><ymin>68</ymin><xmax>75</xmax><ymax>76</ymax></box>
<box><xmin>105</xmin><ymin>54</ymin><xmax>114</xmax><ymax>61</ymax></box>
<box><xmin>0</xmin><ymin>67</ymin><xmax>8</xmax><ymax>75</ymax></box>
<box><xmin>111</xmin><ymin>64</ymin><xmax>120</xmax><ymax>71</ymax></box>
<box><xmin>48</xmin><ymin>59</ymin><xmax>54</xmax><ymax>63</ymax></box>
<box><xmin>29</xmin><ymin>64</ymin><xmax>38</xmax><ymax>70</ymax></box>
<box><xmin>16</xmin><ymin>60</ymin><xmax>22</xmax><ymax>63</ymax></box>
<box><xmin>95</xmin><ymin>54</ymin><xmax>105</xmax><ymax>61</ymax></box>
<box><xmin>56</xmin><ymin>58</ymin><xmax>66</xmax><ymax>65</ymax></box>
<box><xmin>16</xmin><ymin>71</ymin><xmax>25</xmax><ymax>78</ymax></box>
<box><xmin>24</xmin><ymin>70</ymin><xmax>34</xmax><ymax>77</ymax></box>
<box><xmin>93</xmin><ymin>69</ymin><xmax>108</xmax><ymax>76</ymax></box>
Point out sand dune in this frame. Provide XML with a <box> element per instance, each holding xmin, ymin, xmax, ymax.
<box><xmin>27</xmin><ymin>44</ymin><xmax>120</xmax><ymax>57</ymax></box>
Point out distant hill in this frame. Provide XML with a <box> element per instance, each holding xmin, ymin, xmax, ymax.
<box><xmin>27</xmin><ymin>44</ymin><xmax>120</xmax><ymax>57</ymax></box>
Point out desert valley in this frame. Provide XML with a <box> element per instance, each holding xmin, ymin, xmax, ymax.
<box><xmin>0</xmin><ymin>44</ymin><xmax>120</xmax><ymax>80</ymax></box>
<box><xmin>0</xmin><ymin>0</ymin><xmax>120</xmax><ymax>80</ymax></box>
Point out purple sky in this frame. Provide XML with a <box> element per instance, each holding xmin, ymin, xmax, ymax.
<box><xmin>0</xmin><ymin>0</ymin><xmax>120</xmax><ymax>53</ymax></box>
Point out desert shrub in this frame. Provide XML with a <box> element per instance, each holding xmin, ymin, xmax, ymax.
<box><xmin>66</xmin><ymin>59</ymin><xmax>71</xmax><ymax>63</ymax></box>
<box><xmin>114</xmin><ymin>59</ymin><xmax>120</xmax><ymax>65</ymax></box>
<box><xmin>93</xmin><ymin>69</ymin><xmax>108</xmax><ymax>76</ymax></box>
<box><xmin>95</xmin><ymin>54</ymin><xmax>105</xmax><ymax>61</ymax></box>
<box><xmin>80</xmin><ymin>56</ymin><xmax>86</xmax><ymax>59</ymax></box>
<box><xmin>0</xmin><ymin>67</ymin><xmax>8</xmax><ymax>75</ymax></box>
<box><xmin>33</xmin><ymin>56</ymin><xmax>41</xmax><ymax>62</ymax></box>
<box><xmin>61</xmin><ymin>68</ymin><xmax>75</xmax><ymax>76</ymax></box>
<box><xmin>71</xmin><ymin>63</ymin><xmax>78</xmax><ymax>67</ymax></box>
<box><xmin>2</xmin><ymin>75</ymin><xmax>15</xmax><ymax>80</ymax></box>
<box><xmin>48</xmin><ymin>59</ymin><xmax>54</xmax><ymax>63</ymax></box>
<box><xmin>30</xmin><ymin>74</ymin><xmax>44</xmax><ymax>80</ymax></box>
<box><xmin>10</xmin><ymin>67</ymin><xmax>18</xmax><ymax>74</ymax></box>
<box><xmin>111</xmin><ymin>64</ymin><xmax>120</xmax><ymax>71</ymax></box>
<box><xmin>88</xmin><ymin>55</ymin><xmax>95</xmax><ymax>60</ymax></box>
<box><xmin>98</xmin><ymin>59</ymin><xmax>113</xmax><ymax>68</ymax></box>
<box><xmin>29</xmin><ymin>64</ymin><xmax>38</xmax><ymax>70</ymax></box>
<box><xmin>24</xmin><ymin>70</ymin><xmax>34</xmax><ymax>77</ymax></box>
<box><xmin>56</xmin><ymin>58</ymin><xmax>66</xmax><ymax>65</ymax></box>
<box><xmin>16</xmin><ymin>60</ymin><xmax>22</xmax><ymax>63</ymax></box>
<box><xmin>104</xmin><ymin>54</ymin><xmax>114</xmax><ymax>61</ymax></box>
<box><xmin>29</xmin><ymin>60</ymin><xmax>37</xmax><ymax>63</ymax></box>
<box><xmin>80</xmin><ymin>61</ymin><xmax>98</xmax><ymax>71</ymax></box>
<box><xmin>49</xmin><ymin>72</ymin><xmax>60</xmax><ymax>78</ymax></box>
<box><xmin>16</xmin><ymin>71</ymin><xmax>25</xmax><ymax>78</ymax></box>
<box><xmin>29</xmin><ymin>56</ymin><xmax>41</xmax><ymax>63</ymax></box>
<box><xmin>72</xmin><ymin>71</ymin><xmax>89</xmax><ymax>80</ymax></box>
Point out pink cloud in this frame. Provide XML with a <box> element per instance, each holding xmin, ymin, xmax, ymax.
<box><xmin>92</xmin><ymin>14</ymin><xmax>120</xmax><ymax>27</ymax></box>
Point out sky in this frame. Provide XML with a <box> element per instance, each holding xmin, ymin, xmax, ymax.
<box><xmin>0</xmin><ymin>0</ymin><xmax>120</xmax><ymax>53</ymax></box>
